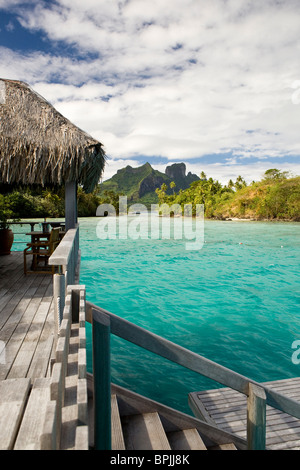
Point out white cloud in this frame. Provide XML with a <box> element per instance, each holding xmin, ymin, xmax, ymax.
<box><xmin>0</xmin><ymin>0</ymin><xmax>300</xmax><ymax>180</ymax></box>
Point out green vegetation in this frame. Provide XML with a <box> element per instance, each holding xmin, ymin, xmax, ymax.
<box><xmin>0</xmin><ymin>168</ymin><xmax>299</xmax><ymax>223</ymax></box>
<box><xmin>216</xmin><ymin>173</ymin><xmax>300</xmax><ymax>221</ymax></box>
<box><xmin>157</xmin><ymin>169</ymin><xmax>300</xmax><ymax>221</ymax></box>
<box><xmin>0</xmin><ymin>184</ymin><xmax>123</xmax><ymax>222</ymax></box>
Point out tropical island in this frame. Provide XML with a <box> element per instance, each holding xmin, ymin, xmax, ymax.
<box><xmin>0</xmin><ymin>164</ymin><xmax>299</xmax><ymax>221</ymax></box>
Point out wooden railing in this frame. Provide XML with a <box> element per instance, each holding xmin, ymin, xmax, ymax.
<box><xmin>48</xmin><ymin>225</ymin><xmax>80</xmax><ymax>337</ymax></box>
<box><xmin>86</xmin><ymin>301</ymin><xmax>300</xmax><ymax>450</ymax></box>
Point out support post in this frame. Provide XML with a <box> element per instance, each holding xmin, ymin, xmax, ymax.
<box><xmin>65</xmin><ymin>181</ymin><xmax>78</xmax><ymax>232</ymax></box>
<box><xmin>92</xmin><ymin>309</ymin><xmax>111</xmax><ymax>450</ymax></box>
<box><xmin>67</xmin><ymin>285</ymin><xmax>85</xmax><ymax>323</ymax></box>
<box><xmin>53</xmin><ymin>273</ymin><xmax>65</xmax><ymax>337</ymax></box>
<box><xmin>247</xmin><ymin>383</ymin><xmax>267</xmax><ymax>450</ymax></box>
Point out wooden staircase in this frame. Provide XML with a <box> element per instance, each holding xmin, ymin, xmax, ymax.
<box><xmin>111</xmin><ymin>394</ymin><xmax>236</xmax><ymax>451</ymax></box>
<box><xmin>87</xmin><ymin>376</ymin><xmax>246</xmax><ymax>450</ymax></box>
<box><xmin>113</xmin><ymin>399</ymin><xmax>208</xmax><ymax>450</ymax></box>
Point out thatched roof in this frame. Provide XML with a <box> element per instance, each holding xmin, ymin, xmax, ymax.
<box><xmin>0</xmin><ymin>79</ymin><xmax>106</xmax><ymax>192</ymax></box>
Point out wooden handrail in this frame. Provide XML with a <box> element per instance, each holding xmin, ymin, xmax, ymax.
<box><xmin>87</xmin><ymin>301</ymin><xmax>300</xmax><ymax>450</ymax></box>
<box><xmin>48</xmin><ymin>225</ymin><xmax>79</xmax><ymax>267</ymax></box>
<box><xmin>50</xmin><ymin>226</ymin><xmax>80</xmax><ymax>337</ymax></box>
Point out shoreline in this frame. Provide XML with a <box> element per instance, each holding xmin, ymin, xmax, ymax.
<box><xmin>221</xmin><ymin>217</ymin><xmax>300</xmax><ymax>223</ymax></box>
<box><xmin>11</xmin><ymin>216</ymin><xmax>300</xmax><ymax>224</ymax></box>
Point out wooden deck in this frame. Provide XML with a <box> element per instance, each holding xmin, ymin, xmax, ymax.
<box><xmin>190</xmin><ymin>377</ymin><xmax>300</xmax><ymax>450</ymax></box>
<box><xmin>0</xmin><ymin>251</ymin><xmax>54</xmax><ymax>382</ymax></box>
<box><xmin>0</xmin><ymin>251</ymin><xmax>88</xmax><ymax>450</ymax></box>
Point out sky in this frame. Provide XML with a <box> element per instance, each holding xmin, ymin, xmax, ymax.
<box><xmin>1</xmin><ymin>0</ymin><xmax>300</xmax><ymax>184</ymax></box>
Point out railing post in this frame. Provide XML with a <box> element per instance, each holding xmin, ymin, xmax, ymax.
<box><xmin>67</xmin><ymin>284</ymin><xmax>85</xmax><ymax>323</ymax></box>
<box><xmin>49</xmin><ymin>225</ymin><xmax>80</xmax><ymax>289</ymax></box>
<box><xmin>92</xmin><ymin>308</ymin><xmax>111</xmax><ymax>450</ymax></box>
<box><xmin>247</xmin><ymin>383</ymin><xmax>267</xmax><ymax>450</ymax></box>
<box><xmin>53</xmin><ymin>272</ymin><xmax>65</xmax><ymax>338</ymax></box>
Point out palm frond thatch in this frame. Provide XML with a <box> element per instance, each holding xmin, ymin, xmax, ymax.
<box><xmin>0</xmin><ymin>79</ymin><xmax>106</xmax><ymax>192</ymax></box>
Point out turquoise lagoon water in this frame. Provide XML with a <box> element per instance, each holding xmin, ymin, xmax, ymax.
<box><xmin>12</xmin><ymin>218</ymin><xmax>300</xmax><ymax>414</ymax></box>
<box><xmin>79</xmin><ymin>217</ymin><xmax>300</xmax><ymax>414</ymax></box>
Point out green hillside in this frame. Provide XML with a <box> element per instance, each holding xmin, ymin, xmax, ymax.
<box><xmin>159</xmin><ymin>169</ymin><xmax>300</xmax><ymax>221</ymax></box>
<box><xmin>98</xmin><ymin>162</ymin><xmax>199</xmax><ymax>206</ymax></box>
<box><xmin>215</xmin><ymin>174</ymin><xmax>300</xmax><ymax>221</ymax></box>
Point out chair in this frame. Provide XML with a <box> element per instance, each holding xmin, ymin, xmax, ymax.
<box><xmin>24</xmin><ymin>227</ymin><xmax>61</xmax><ymax>274</ymax></box>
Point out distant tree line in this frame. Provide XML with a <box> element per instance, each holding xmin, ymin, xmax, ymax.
<box><xmin>0</xmin><ymin>184</ymin><xmax>122</xmax><ymax>219</ymax></box>
<box><xmin>0</xmin><ymin>168</ymin><xmax>299</xmax><ymax>221</ymax></box>
<box><xmin>155</xmin><ymin>169</ymin><xmax>300</xmax><ymax>221</ymax></box>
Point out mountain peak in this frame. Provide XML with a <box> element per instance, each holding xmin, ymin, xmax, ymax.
<box><xmin>99</xmin><ymin>162</ymin><xmax>199</xmax><ymax>206</ymax></box>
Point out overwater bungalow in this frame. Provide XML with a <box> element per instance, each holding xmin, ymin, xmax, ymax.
<box><xmin>1</xmin><ymin>79</ymin><xmax>300</xmax><ymax>451</ymax></box>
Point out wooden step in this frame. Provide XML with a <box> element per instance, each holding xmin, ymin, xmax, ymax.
<box><xmin>111</xmin><ymin>394</ymin><xmax>125</xmax><ymax>450</ymax></box>
<box><xmin>122</xmin><ymin>412</ymin><xmax>171</xmax><ymax>450</ymax></box>
<box><xmin>14</xmin><ymin>378</ymin><xmax>51</xmax><ymax>450</ymax></box>
<box><xmin>208</xmin><ymin>443</ymin><xmax>237</xmax><ymax>450</ymax></box>
<box><xmin>0</xmin><ymin>378</ymin><xmax>31</xmax><ymax>450</ymax></box>
<box><xmin>167</xmin><ymin>428</ymin><xmax>207</xmax><ymax>450</ymax></box>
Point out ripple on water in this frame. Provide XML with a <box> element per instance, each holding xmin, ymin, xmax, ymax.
<box><xmin>77</xmin><ymin>218</ymin><xmax>300</xmax><ymax>414</ymax></box>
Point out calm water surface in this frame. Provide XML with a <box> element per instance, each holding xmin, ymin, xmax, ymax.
<box><xmin>77</xmin><ymin>217</ymin><xmax>300</xmax><ymax>414</ymax></box>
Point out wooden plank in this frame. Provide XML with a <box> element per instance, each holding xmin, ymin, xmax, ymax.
<box><xmin>27</xmin><ymin>301</ymin><xmax>55</xmax><ymax>379</ymax></box>
<box><xmin>0</xmin><ymin>271</ymin><xmax>44</xmax><ymax>329</ymax></box>
<box><xmin>77</xmin><ymin>378</ymin><xmax>88</xmax><ymax>425</ymax></box>
<box><xmin>40</xmin><ymin>401</ymin><xmax>57</xmax><ymax>450</ymax></box>
<box><xmin>14</xmin><ymin>378</ymin><xmax>51</xmax><ymax>450</ymax></box>
<box><xmin>75</xmin><ymin>425</ymin><xmax>89</xmax><ymax>450</ymax></box>
<box><xmin>0</xmin><ymin>284</ymin><xmax>41</xmax><ymax>338</ymax></box>
<box><xmin>48</xmin><ymin>227</ymin><xmax>78</xmax><ymax>266</ymax></box>
<box><xmin>55</xmin><ymin>331</ymin><xmax>69</xmax><ymax>366</ymax></box>
<box><xmin>188</xmin><ymin>392</ymin><xmax>221</xmax><ymax>426</ymax></box>
<box><xmin>1</xmin><ymin>273</ymin><xmax>53</xmax><ymax>380</ymax></box>
<box><xmin>60</xmin><ymin>382</ymin><xmax>79</xmax><ymax>449</ymax></box>
<box><xmin>167</xmin><ymin>428</ymin><xmax>207</xmax><ymax>450</ymax></box>
<box><xmin>0</xmin><ymin>378</ymin><xmax>31</xmax><ymax>450</ymax></box>
<box><xmin>50</xmin><ymin>361</ymin><xmax>63</xmax><ymax>447</ymax></box>
<box><xmin>79</xmin><ymin>325</ymin><xmax>86</xmax><ymax>349</ymax></box>
<box><xmin>122</xmin><ymin>412</ymin><xmax>171</xmax><ymax>450</ymax></box>
<box><xmin>111</xmin><ymin>394</ymin><xmax>125</xmax><ymax>450</ymax></box>
<box><xmin>60</xmin><ymin>319</ymin><xmax>88</xmax><ymax>451</ymax></box>
<box><xmin>8</xmin><ymin>298</ymin><xmax>53</xmax><ymax>379</ymax></box>
<box><xmin>79</xmin><ymin>289</ymin><xmax>86</xmax><ymax>325</ymax></box>
<box><xmin>191</xmin><ymin>377</ymin><xmax>300</xmax><ymax>450</ymax></box>
<box><xmin>78</xmin><ymin>347</ymin><xmax>86</xmax><ymax>379</ymax></box>
<box><xmin>209</xmin><ymin>443</ymin><xmax>237</xmax><ymax>450</ymax></box>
